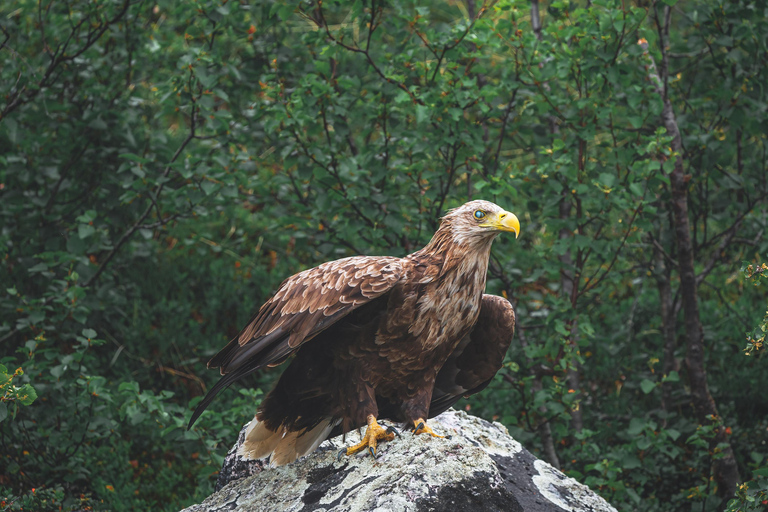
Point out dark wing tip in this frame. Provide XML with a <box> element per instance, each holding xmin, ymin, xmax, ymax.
<box><xmin>207</xmin><ymin>337</ymin><xmax>241</xmax><ymax>371</ymax></box>
<box><xmin>187</xmin><ymin>370</ymin><xmax>247</xmax><ymax>429</ymax></box>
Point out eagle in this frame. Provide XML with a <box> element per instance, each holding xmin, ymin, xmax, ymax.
<box><xmin>189</xmin><ymin>200</ymin><xmax>520</xmax><ymax>466</ymax></box>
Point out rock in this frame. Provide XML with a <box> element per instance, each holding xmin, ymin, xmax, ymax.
<box><xmin>213</xmin><ymin>423</ymin><xmax>267</xmax><ymax>492</ymax></box>
<box><xmin>182</xmin><ymin>410</ymin><xmax>617</xmax><ymax>512</ymax></box>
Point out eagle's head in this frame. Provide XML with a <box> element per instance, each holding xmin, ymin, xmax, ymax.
<box><xmin>442</xmin><ymin>200</ymin><xmax>520</xmax><ymax>246</ymax></box>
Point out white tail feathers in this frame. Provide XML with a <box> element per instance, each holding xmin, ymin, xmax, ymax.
<box><xmin>239</xmin><ymin>420</ymin><xmax>284</xmax><ymax>461</ymax></box>
<box><xmin>238</xmin><ymin>417</ymin><xmax>337</xmax><ymax>467</ymax></box>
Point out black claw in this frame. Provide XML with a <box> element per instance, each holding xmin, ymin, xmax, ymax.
<box><xmin>387</xmin><ymin>426</ymin><xmax>401</xmax><ymax>438</ymax></box>
<box><xmin>369</xmin><ymin>446</ymin><xmax>377</xmax><ymax>459</ymax></box>
<box><xmin>415</xmin><ymin>422</ymin><xmax>425</xmax><ymax>432</ymax></box>
<box><xmin>445</xmin><ymin>435</ymin><xmax>453</xmax><ymax>440</ymax></box>
<box><xmin>337</xmin><ymin>448</ymin><xmax>346</xmax><ymax>462</ymax></box>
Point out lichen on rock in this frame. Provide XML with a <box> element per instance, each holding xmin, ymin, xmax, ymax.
<box><xmin>181</xmin><ymin>410</ymin><xmax>617</xmax><ymax>512</ymax></box>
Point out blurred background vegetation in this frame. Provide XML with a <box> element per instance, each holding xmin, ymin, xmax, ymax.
<box><xmin>1</xmin><ymin>0</ymin><xmax>767</xmax><ymax>510</ymax></box>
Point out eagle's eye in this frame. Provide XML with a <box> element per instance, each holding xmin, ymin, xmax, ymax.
<box><xmin>473</xmin><ymin>210</ymin><xmax>486</xmax><ymax>220</ymax></box>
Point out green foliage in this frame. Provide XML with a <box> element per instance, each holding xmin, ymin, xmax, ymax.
<box><xmin>742</xmin><ymin>262</ymin><xmax>767</xmax><ymax>356</ymax></box>
<box><xmin>1</xmin><ymin>364</ymin><xmax>37</xmax><ymax>423</ymax></box>
<box><xmin>0</xmin><ymin>486</ymin><xmax>95</xmax><ymax>512</ymax></box>
<box><xmin>726</xmin><ymin>470</ymin><xmax>768</xmax><ymax>512</ymax></box>
<box><xmin>1</xmin><ymin>0</ymin><xmax>767</xmax><ymax>510</ymax></box>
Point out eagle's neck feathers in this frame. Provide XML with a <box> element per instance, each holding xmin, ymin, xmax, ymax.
<box><xmin>410</xmin><ymin>218</ymin><xmax>497</xmax><ymax>278</ymax></box>
<box><xmin>403</xmin><ymin>219</ymin><xmax>497</xmax><ymax>350</ymax></box>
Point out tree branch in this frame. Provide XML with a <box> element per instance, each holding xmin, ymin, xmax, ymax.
<box><xmin>82</xmin><ymin>104</ymin><xmax>198</xmax><ymax>289</ymax></box>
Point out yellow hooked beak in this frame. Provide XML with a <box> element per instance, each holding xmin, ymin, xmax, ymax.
<box><xmin>481</xmin><ymin>210</ymin><xmax>520</xmax><ymax>238</ymax></box>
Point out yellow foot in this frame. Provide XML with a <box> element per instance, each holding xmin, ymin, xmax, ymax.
<box><xmin>337</xmin><ymin>415</ymin><xmax>398</xmax><ymax>460</ymax></box>
<box><xmin>412</xmin><ymin>418</ymin><xmax>449</xmax><ymax>439</ymax></box>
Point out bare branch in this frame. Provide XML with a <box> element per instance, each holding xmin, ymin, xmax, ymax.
<box><xmin>695</xmin><ymin>219</ymin><xmax>742</xmax><ymax>286</ymax></box>
<box><xmin>83</xmin><ymin>103</ymin><xmax>199</xmax><ymax>288</ymax></box>
<box><xmin>316</xmin><ymin>2</ymin><xmax>423</xmax><ymax>105</ymax></box>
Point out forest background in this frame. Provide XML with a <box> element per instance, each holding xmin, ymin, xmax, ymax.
<box><xmin>1</xmin><ymin>0</ymin><xmax>767</xmax><ymax>510</ymax></box>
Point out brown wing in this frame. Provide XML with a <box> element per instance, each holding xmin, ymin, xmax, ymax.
<box><xmin>189</xmin><ymin>256</ymin><xmax>404</xmax><ymax>428</ymax></box>
<box><xmin>429</xmin><ymin>294</ymin><xmax>516</xmax><ymax>418</ymax></box>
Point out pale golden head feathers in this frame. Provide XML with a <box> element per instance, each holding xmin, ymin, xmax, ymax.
<box><xmin>441</xmin><ymin>200</ymin><xmax>520</xmax><ymax>246</ymax></box>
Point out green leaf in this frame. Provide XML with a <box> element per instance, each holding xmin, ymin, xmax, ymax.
<box><xmin>119</xmin><ymin>153</ymin><xmax>152</xmax><ymax>164</ymax></box>
<box><xmin>628</xmin><ymin>116</ymin><xmax>643</xmax><ymax>129</ymax></box>
<box><xmin>415</xmin><ymin>105</ymin><xmax>430</xmax><ymax>125</ymax></box>
<box><xmin>629</xmin><ymin>183</ymin><xmax>645</xmax><ymax>196</ymax></box>
<box><xmin>78</xmin><ymin>224</ymin><xmax>96</xmax><ymax>239</ymax></box>
<box><xmin>27</xmin><ymin>310</ymin><xmax>45</xmax><ymax>324</ymax></box>
<box><xmin>28</xmin><ymin>262</ymin><xmax>49</xmax><ymax>273</ymax></box>
<box><xmin>201</xmin><ymin>180</ymin><xmax>217</xmax><ymax>195</ymax></box>
<box><xmin>18</xmin><ymin>384</ymin><xmax>37</xmax><ymax>406</ymax></box>
<box><xmin>637</xmin><ymin>437</ymin><xmax>652</xmax><ymax>450</ymax></box>
<box><xmin>221</xmin><ymin>185</ymin><xmax>239</xmax><ymax>198</ymax></box>
<box><xmin>76</xmin><ymin>210</ymin><xmax>97</xmax><ymax>223</ymax></box>
<box><xmin>66</xmin><ymin>233</ymin><xmax>87</xmax><ymax>254</ymax></box>
<box><xmin>640</xmin><ymin>379</ymin><xmax>656</xmax><ymax>394</ymax></box>
<box><xmin>275</xmin><ymin>4</ymin><xmax>295</xmax><ymax>21</ymax></box>
<box><xmin>0</xmin><ymin>402</ymin><xmax>7</xmax><ymax>423</ymax></box>
<box><xmin>598</xmin><ymin>173</ymin><xmax>616</xmax><ymax>188</ymax></box>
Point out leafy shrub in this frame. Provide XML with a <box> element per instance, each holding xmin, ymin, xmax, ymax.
<box><xmin>1</xmin><ymin>0</ymin><xmax>767</xmax><ymax>511</ymax></box>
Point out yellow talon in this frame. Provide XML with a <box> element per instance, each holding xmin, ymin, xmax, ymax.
<box><xmin>341</xmin><ymin>415</ymin><xmax>395</xmax><ymax>459</ymax></box>
<box><xmin>412</xmin><ymin>418</ymin><xmax>445</xmax><ymax>438</ymax></box>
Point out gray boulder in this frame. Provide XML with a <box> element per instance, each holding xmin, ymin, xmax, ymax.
<box><xmin>182</xmin><ymin>410</ymin><xmax>616</xmax><ymax>512</ymax></box>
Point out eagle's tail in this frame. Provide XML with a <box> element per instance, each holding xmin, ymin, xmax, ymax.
<box><xmin>239</xmin><ymin>417</ymin><xmax>338</xmax><ymax>467</ymax></box>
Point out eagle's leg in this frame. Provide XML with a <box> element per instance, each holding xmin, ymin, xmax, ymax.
<box><xmin>338</xmin><ymin>414</ymin><xmax>396</xmax><ymax>460</ymax></box>
<box><xmin>402</xmin><ymin>387</ymin><xmax>448</xmax><ymax>439</ymax></box>
<box><xmin>412</xmin><ymin>418</ymin><xmax>446</xmax><ymax>438</ymax></box>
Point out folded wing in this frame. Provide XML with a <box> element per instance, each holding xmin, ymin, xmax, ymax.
<box><xmin>429</xmin><ymin>294</ymin><xmax>516</xmax><ymax>418</ymax></box>
<box><xmin>189</xmin><ymin>256</ymin><xmax>404</xmax><ymax>428</ymax></box>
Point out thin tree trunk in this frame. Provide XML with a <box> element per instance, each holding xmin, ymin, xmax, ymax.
<box><xmin>558</xmin><ymin>196</ymin><xmax>584</xmax><ymax>433</ymax></box>
<box><xmin>518</xmin><ymin>325</ymin><xmax>561</xmax><ymax>469</ymax></box>
<box><xmin>533</xmin><ymin>375</ymin><xmax>561</xmax><ymax>469</ymax></box>
<box><xmin>466</xmin><ymin>0</ymin><xmax>476</xmax><ymax>19</ymax></box>
<box><xmin>641</xmin><ymin>6</ymin><xmax>741</xmax><ymax>499</ymax></box>
<box><xmin>655</xmin><ymin>244</ymin><xmax>679</xmax><ymax>422</ymax></box>
<box><xmin>668</xmin><ymin>125</ymin><xmax>740</xmax><ymax>501</ymax></box>
<box><xmin>532</xmin><ymin>0</ymin><xmax>583</xmax><ymax>433</ymax></box>
<box><xmin>531</xmin><ymin>0</ymin><xmax>542</xmax><ymax>41</ymax></box>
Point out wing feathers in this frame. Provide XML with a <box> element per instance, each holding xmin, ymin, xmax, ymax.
<box><xmin>189</xmin><ymin>256</ymin><xmax>404</xmax><ymax>429</ymax></box>
<box><xmin>187</xmin><ymin>363</ymin><xmax>260</xmax><ymax>428</ymax></box>
<box><xmin>219</xmin><ymin>256</ymin><xmax>403</xmax><ymax>373</ymax></box>
<box><xmin>429</xmin><ymin>294</ymin><xmax>516</xmax><ymax>418</ymax></box>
